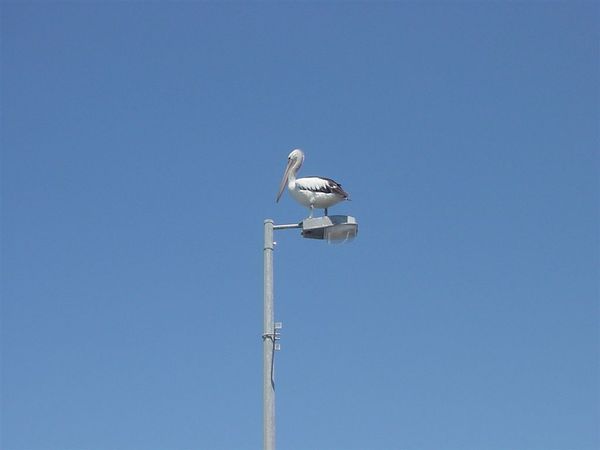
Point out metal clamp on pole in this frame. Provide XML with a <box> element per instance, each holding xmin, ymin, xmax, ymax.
<box><xmin>262</xmin><ymin>322</ymin><xmax>282</xmax><ymax>350</ymax></box>
<box><xmin>274</xmin><ymin>322</ymin><xmax>282</xmax><ymax>351</ymax></box>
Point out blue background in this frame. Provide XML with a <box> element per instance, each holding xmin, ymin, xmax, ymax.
<box><xmin>2</xmin><ymin>2</ymin><xmax>598</xmax><ymax>450</ymax></box>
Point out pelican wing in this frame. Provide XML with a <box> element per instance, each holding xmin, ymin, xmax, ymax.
<box><xmin>296</xmin><ymin>176</ymin><xmax>349</xmax><ymax>199</ymax></box>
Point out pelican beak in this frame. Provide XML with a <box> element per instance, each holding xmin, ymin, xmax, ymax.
<box><xmin>276</xmin><ymin>159</ymin><xmax>293</xmax><ymax>202</ymax></box>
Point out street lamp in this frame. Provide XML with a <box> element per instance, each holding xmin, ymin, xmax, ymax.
<box><xmin>262</xmin><ymin>215</ymin><xmax>358</xmax><ymax>450</ymax></box>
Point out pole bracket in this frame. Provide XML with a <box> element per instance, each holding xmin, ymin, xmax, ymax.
<box><xmin>262</xmin><ymin>322</ymin><xmax>282</xmax><ymax>350</ymax></box>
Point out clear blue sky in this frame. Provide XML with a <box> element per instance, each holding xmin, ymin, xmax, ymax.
<box><xmin>1</xmin><ymin>2</ymin><xmax>598</xmax><ymax>450</ymax></box>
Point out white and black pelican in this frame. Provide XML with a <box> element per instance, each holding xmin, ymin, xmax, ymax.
<box><xmin>276</xmin><ymin>148</ymin><xmax>349</xmax><ymax>217</ymax></box>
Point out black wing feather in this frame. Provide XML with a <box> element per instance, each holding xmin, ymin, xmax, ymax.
<box><xmin>300</xmin><ymin>176</ymin><xmax>349</xmax><ymax>198</ymax></box>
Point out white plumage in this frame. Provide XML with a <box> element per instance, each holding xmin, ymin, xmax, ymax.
<box><xmin>276</xmin><ymin>149</ymin><xmax>349</xmax><ymax>217</ymax></box>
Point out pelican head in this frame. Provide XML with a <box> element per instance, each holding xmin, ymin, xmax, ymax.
<box><xmin>276</xmin><ymin>149</ymin><xmax>304</xmax><ymax>202</ymax></box>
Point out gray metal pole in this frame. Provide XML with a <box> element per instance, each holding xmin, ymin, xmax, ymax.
<box><xmin>263</xmin><ymin>219</ymin><xmax>275</xmax><ymax>450</ymax></box>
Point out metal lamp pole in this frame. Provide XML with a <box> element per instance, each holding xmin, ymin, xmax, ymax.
<box><xmin>263</xmin><ymin>220</ymin><xmax>300</xmax><ymax>450</ymax></box>
<box><xmin>262</xmin><ymin>216</ymin><xmax>357</xmax><ymax>450</ymax></box>
<box><xmin>263</xmin><ymin>219</ymin><xmax>276</xmax><ymax>450</ymax></box>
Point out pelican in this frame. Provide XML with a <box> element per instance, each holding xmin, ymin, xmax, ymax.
<box><xmin>276</xmin><ymin>149</ymin><xmax>349</xmax><ymax>217</ymax></box>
